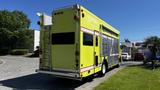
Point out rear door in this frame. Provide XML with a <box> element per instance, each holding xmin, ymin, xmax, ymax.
<box><xmin>51</xmin><ymin>7</ymin><xmax>79</xmax><ymax>71</ymax></box>
<box><xmin>51</xmin><ymin>32</ymin><xmax>76</xmax><ymax>70</ymax></box>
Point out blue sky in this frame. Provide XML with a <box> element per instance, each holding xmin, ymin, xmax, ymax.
<box><xmin>0</xmin><ymin>0</ymin><xmax>160</xmax><ymax>42</ymax></box>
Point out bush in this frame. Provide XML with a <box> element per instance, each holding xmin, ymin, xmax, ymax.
<box><xmin>0</xmin><ymin>48</ymin><xmax>9</xmax><ymax>55</ymax></box>
<box><xmin>10</xmin><ymin>49</ymin><xmax>28</xmax><ymax>55</ymax></box>
<box><xmin>0</xmin><ymin>49</ymin><xmax>9</xmax><ymax>55</ymax></box>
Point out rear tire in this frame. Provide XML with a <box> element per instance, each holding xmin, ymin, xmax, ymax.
<box><xmin>99</xmin><ymin>62</ymin><xmax>107</xmax><ymax>77</ymax></box>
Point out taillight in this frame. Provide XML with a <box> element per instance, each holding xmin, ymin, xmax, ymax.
<box><xmin>74</xmin><ymin>15</ymin><xmax>80</xmax><ymax>21</ymax></box>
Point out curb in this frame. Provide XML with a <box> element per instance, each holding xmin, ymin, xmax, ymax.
<box><xmin>76</xmin><ymin>65</ymin><xmax>125</xmax><ymax>90</ymax></box>
<box><xmin>76</xmin><ymin>61</ymin><xmax>142</xmax><ymax>90</ymax></box>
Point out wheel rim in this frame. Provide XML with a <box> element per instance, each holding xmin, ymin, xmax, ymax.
<box><xmin>102</xmin><ymin>64</ymin><xmax>106</xmax><ymax>74</ymax></box>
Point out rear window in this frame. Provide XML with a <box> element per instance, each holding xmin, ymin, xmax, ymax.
<box><xmin>52</xmin><ymin>32</ymin><xmax>75</xmax><ymax>44</ymax></box>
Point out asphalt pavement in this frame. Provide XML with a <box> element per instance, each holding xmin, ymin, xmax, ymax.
<box><xmin>0</xmin><ymin>55</ymin><xmax>142</xmax><ymax>90</ymax></box>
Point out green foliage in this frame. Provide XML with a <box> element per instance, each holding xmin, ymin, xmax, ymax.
<box><xmin>0</xmin><ymin>10</ymin><xmax>30</xmax><ymax>31</ymax></box>
<box><xmin>0</xmin><ymin>10</ymin><xmax>32</xmax><ymax>54</ymax></box>
<box><xmin>124</xmin><ymin>38</ymin><xmax>131</xmax><ymax>43</ymax></box>
<box><xmin>144</xmin><ymin>36</ymin><xmax>160</xmax><ymax>47</ymax></box>
<box><xmin>0</xmin><ymin>47</ymin><xmax>9</xmax><ymax>55</ymax></box>
<box><xmin>144</xmin><ymin>36</ymin><xmax>160</xmax><ymax>59</ymax></box>
<box><xmin>94</xmin><ymin>65</ymin><xmax>160</xmax><ymax>90</ymax></box>
<box><xmin>14</xmin><ymin>30</ymin><xmax>33</xmax><ymax>49</ymax></box>
<box><xmin>0</xmin><ymin>28</ymin><xmax>13</xmax><ymax>48</ymax></box>
<box><xmin>10</xmin><ymin>49</ymin><xmax>28</xmax><ymax>55</ymax></box>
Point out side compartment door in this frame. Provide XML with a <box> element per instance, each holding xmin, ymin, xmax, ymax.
<box><xmin>80</xmin><ymin>30</ymin><xmax>94</xmax><ymax>75</ymax></box>
<box><xmin>108</xmin><ymin>37</ymin><xmax>113</xmax><ymax>66</ymax></box>
<box><xmin>102</xmin><ymin>36</ymin><xmax>112</xmax><ymax>66</ymax></box>
<box><xmin>94</xmin><ymin>31</ymin><xmax>100</xmax><ymax>68</ymax></box>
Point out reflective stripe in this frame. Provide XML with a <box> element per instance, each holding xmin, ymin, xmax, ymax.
<box><xmin>97</xmin><ymin>63</ymin><xmax>102</xmax><ymax>67</ymax></box>
<box><xmin>52</xmin><ymin>68</ymin><xmax>78</xmax><ymax>73</ymax></box>
<box><xmin>102</xmin><ymin>34</ymin><xmax>108</xmax><ymax>39</ymax></box>
<box><xmin>81</xmin><ymin>27</ymin><xmax>94</xmax><ymax>34</ymax></box>
<box><xmin>80</xmin><ymin>64</ymin><xmax>101</xmax><ymax>72</ymax></box>
<box><xmin>81</xmin><ymin>27</ymin><xmax>100</xmax><ymax>36</ymax></box>
<box><xmin>95</xmin><ymin>32</ymin><xmax>99</xmax><ymax>36</ymax></box>
<box><xmin>110</xmin><ymin>53</ymin><xmax>119</xmax><ymax>56</ymax></box>
<box><xmin>102</xmin><ymin>34</ymin><xmax>111</xmax><ymax>40</ymax></box>
<box><xmin>80</xmin><ymin>65</ymin><xmax>94</xmax><ymax>72</ymax></box>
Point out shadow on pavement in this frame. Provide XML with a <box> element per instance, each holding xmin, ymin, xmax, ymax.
<box><xmin>0</xmin><ymin>73</ymin><xmax>86</xmax><ymax>90</ymax></box>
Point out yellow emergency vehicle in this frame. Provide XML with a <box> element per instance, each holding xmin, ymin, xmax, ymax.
<box><xmin>37</xmin><ymin>4</ymin><xmax>120</xmax><ymax>80</ymax></box>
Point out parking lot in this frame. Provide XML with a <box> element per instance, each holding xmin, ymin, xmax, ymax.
<box><xmin>0</xmin><ymin>55</ymin><xmax>142</xmax><ymax>90</ymax></box>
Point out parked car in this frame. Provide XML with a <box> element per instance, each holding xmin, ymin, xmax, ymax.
<box><xmin>122</xmin><ymin>53</ymin><xmax>131</xmax><ymax>60</ymax></box>
<box><xmin>134</xmin><ymin>52</ymin><xmax>145</xmax><ymax>61</ymax></box>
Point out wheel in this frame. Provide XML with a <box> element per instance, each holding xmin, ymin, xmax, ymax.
<box><xmin>99</xmin><ymin>62</ymin><xmax>107</xmax><ymax>76</ymax></box>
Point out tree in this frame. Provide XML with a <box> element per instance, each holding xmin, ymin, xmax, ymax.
<box><xmin>144</xmin><ymin>36</ymin><xmax>160</xmax><ymax>59</ymax></box>
<box><xmin>14</xmin><ymin>30</ymin><xmax>33</xmax><ymax>49</ymax></box>
<box><xmin>0</xmin><ymin>28</ymin><xmax>13</xmax><ymax>48</ymax></box>
<box><xmin>124</xmin><ymin>39</ymin><xmax>131</xmax><ymax>43</ymax></box>
<box><xmin>0</xmin><ymin>10</ymin><xmax>30</xmax><ymax>31</ymax></box>
<box><xmin>0</xmin><ymin>10</ymin><xmax>32</xmax><ymax>54</ymax></box>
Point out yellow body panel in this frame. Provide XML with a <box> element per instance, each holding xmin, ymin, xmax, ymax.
<box><xmin>79</xmin><ymin>6</ymin><xmax>120</xmax><ymax>78</ymax></box>
<box><xmin>80</xmin><ymin>6</ymin><xmax>120</xmax><ymax>34</ymax></box>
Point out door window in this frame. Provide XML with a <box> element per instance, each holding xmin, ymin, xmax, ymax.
<box><xmin>83</xmin><ymin>32</ymin><xmax>93</xmax><ymax>46</ymax></box>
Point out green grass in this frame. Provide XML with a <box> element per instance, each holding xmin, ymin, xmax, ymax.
<box><xmin>94</xmin><ymin>65</ymin><xmax>160</xmax><ymax>90</ymax></box>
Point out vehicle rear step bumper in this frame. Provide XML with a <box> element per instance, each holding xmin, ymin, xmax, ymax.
<box><xmin>36</xmin><ymin>69</ymin><xmax>81</xmax><ymax>80</ymax></box>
